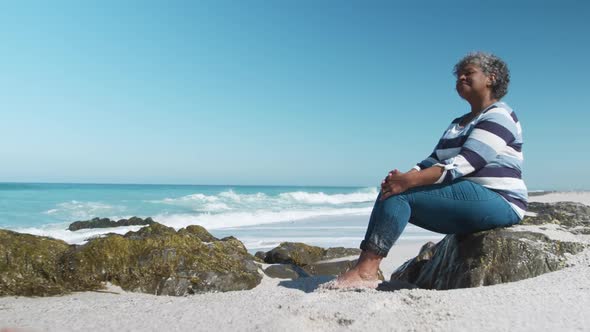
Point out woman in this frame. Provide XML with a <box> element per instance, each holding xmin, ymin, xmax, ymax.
<box><xmin>331</xmin><ymin>52</ymin><xmax>527</xmax><ymax>289</ymax></box>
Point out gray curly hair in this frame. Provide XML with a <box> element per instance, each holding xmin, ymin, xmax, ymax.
<box><xmin>453</xmin><ymin>52</ymin><xmax>510</xmax><ymax>100</ymax></box>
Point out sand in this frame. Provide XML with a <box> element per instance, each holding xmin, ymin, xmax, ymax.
<box><xmin>1</xmin><ymin>192</ymin><xmax>589</xmax><ymax>332</ymax></box>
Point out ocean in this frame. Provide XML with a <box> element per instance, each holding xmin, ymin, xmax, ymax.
<box><xmin>0</xmin><ymin>183</ymin><xmax>442</xmax><ymax>253</ymax></box>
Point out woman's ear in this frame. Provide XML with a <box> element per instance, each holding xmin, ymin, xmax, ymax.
<box><xmin>487</xmin><ymin>74</ymin><xmax>496</xmax><ymax>87</ymax></box>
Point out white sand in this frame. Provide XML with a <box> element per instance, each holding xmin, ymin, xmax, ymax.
<box><xmin>1</xmin><ymin>193</ymin><xmax>590</xmax><ymax>332</ymax></box>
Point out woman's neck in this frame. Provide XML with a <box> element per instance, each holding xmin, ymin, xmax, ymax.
<box><xmin>469</xmin><ymin>96</ymin><xmax>498</xmax><ymax>115</ymax></box>
<box><xmin>459</xmin><ymin>97</ymin><xmax>499</xmax><ymax>126</ymax></box>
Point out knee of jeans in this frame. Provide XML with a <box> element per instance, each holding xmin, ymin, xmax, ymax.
<box><xmin>383</xmin><ymin>192</ymin><xmax>408</xmax><ymax>206</ymax></box>
<box><xmin>380</xmin><ymin>194</ymin><xmax>407</xmax><ymax>216</ymax></box>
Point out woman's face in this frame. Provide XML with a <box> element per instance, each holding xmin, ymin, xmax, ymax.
<box><xmin>455</xmin><ymin>64</ymin><xmax>493</xmax><ymax>100</ymax></box>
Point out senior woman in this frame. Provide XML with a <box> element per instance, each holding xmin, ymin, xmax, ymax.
<box><xmin>331</xmin><ymin>52</ymin><xmax>527</xmax><ymax>289</ymax></box>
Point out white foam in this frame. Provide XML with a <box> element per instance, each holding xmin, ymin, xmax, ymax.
<box><xmin>43</xmin><ymin>200</ymin><xmax>125</xmax><ymax>220</ymax></box>
<box><xmin>162</xmin><ymin>193</ymin><xmax>219</xmax><ymax>203</ymax></box>
<box><xmin>278</xmin><ymin>188</ymin><xmax>378</xmax><ymax>205</ymax></box>
<box><xmin>154</xmin><ymin>207</ymin><xmax>373</xmax><ymax>230</ymax></box>
<box><xmin>153</xmin><ymin>188</ymin><xmax>378</xmax><ymax>212</ymax></box>
<box><xmin>14</xmin><ymin>224</ymin><xmax>146</xmax><ymax>245</ymax></box>
<box><xmin>222</xmin><ymin>225</ymin><xmax>367</xmax><ymax>230</ymax></box>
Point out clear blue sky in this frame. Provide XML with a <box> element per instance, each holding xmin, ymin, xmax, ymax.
<box><xmin>1</xmin><ymin>1</ymin><xmax>588</xmax><ymax>190</ymax></box>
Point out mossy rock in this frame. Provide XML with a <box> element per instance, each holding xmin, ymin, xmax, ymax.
<box><xmin>0</xmin><ymin>230</ymin><xmax>71</xmax><ymax>296</ymax></box>
<box><xmin>264</xmin><ymin>242</ymin><xmax>326</xmax><ymax>266</ymax></box>
<box><xmin>123</xmin><ymin>222</ymin><xmax>177</xmax><ymax>240</ymax></box>
<box><xmin>179</xmin><ymin>225</ymin><xmax>218</xmax><ymax>242</ymax></box>
<box><xmin>523</xmin><ymin>202</ymin><xmax>590</xmax><ymax>228</ymax></box>
<box><xmin>68</xmin><ymin>216</ymin><xmax>155</xmax><ymax>231</ymax></box>
<box><xmin>1</xmin><ymin>222</ymin><xmax>262</xmax><ymax>297</ymax></box>
<box><xmin>264</xmin><ymin>264</ymin><xmax>301</xmax><ymax>279</ymax></box>
<box><xmin>61</xmin><ymin>223</ymin><xmax>261</xmax><ymax>295</ymax></box>
<box><xmin>391</xmin><ymin>228</ymin><xmax>587</xmax><ymax>290</ymax></box>
<box><xmin>262</xmin><ymin>242</ymin><xmax>362</xmax><ymax>266</ymax></box>
<box><xmin>322</xmin><ymin>247</ymin><xmax>362</xmax><ymax>260</ymax></box>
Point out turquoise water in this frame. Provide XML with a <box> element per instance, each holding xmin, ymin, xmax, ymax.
<box><xmin>0</xmin><ymin>182</ymin><xmax>441</xmax><ymax>252</ymax></box>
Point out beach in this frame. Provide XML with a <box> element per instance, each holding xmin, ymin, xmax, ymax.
<box><xmin>1</xmin><ymin>192</ymin><xmax>590</xmax><ymax>331</ymax></box>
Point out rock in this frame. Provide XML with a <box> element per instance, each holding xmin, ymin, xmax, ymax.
<box><xmin>254</xmin><ymin>251</ymin><xmax>266</xmax><ymax>262</ymax></box>
<box><xmin>391</xmin><ymin>226</ymin><xmax>586</xmax><ymax>290</ymax></box>
<box><xmin>260</xmin><ymin>243</ymin><xmax>379</xmax><ymax>279</ymax></box>
<box><xmin>301</xmin><ymin>260</ymin><xmax>358</xmax><ymax>277</ymax></box>
<box><xmin>264</xmin><ymin>265</ymin><xmax>302</xmax><ymax>279</ymax></box>
<box><xmin>68</xmin><ymin>217</ymin><xmax>155</xmax><ymax>231</ymax></box>
<box><xmin>0</xmin><ymin>230</ymin><xmax>71</xmax><ymax>296</ymax></box>
<box><xmin>263</xmin><ymin>242</ymin><xmax>325</xmax><ymax>266</ymax></box>
<box><xmin>322</xmin><ymin>247</ymin><xmax>362</xmax><ymax>260</ymax></box>
<box><xmin>389</xmin><ymin>242</ymin><xmax>436</xmax><ymax>283</ymax></box>
<box><xmin>262</xmin><ymin>242</ymin><xmax>361</xmax><ymax>265</ymax></box>
<box><xmin>523</xmin><ymin>202</ymin><xmax>590</xmax><ymax>230</ymax></box>
<box><xmin>178</xmin><ymin>225</ymin><xmax>218</xmax><ymax>242</ymax></box>
<box><xmin>263</xmin><ymin>260</ymin><xmax>364</xmax><ymax>280</ymax></box>
<box><xmin>61</xmin><ymin>223</ymin><xmax>261</xmax><ymax>295</ymax></box>
<box><xmin>1</xmin><ymin>222</ymin><xmax>262</xmax><ymax>297</ymax></box>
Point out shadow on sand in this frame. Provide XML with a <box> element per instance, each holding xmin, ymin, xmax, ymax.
<box><xmin>278</xmin><ymin>277</ymin><xmax>418</xmax><ymax>293</ymax></box>
<box><xmin>278</xmin><ymin>276</ymin><xmax>335</xmax><ymax>293</ymax></box>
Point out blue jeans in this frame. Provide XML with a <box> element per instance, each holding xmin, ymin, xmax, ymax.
<box><xmin>360</xmin><ymin>179</ymin><xmax>521</xmax><ymax>257</ymax></box>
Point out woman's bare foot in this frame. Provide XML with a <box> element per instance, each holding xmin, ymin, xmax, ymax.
<box><xmin>320</xmin><ymin>250</ymin><xmax>384</xmax><ymax>290</ymax></box>
<box><xmin>325</xmin><ymin>268</ymin><xmax>381</xmax><ymax>289</ymax></box>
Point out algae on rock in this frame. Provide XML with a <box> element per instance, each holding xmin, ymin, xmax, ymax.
<box><xmin>391</xmin><ymin>228</ymin><xmax>586</xmax><ymax>290</ymax></box>
<box><xmin>0</xmin><ymin>230</ymin><xmax>71</xmax><ymax>296</ymax></box>
<box><xmin>62</xmin><ymin>223</ymin><xmax>261</xmax><ymax>295</ymax></box>
<box><xmin>1</xmin><ymin>222</ymin><xmax>262</xmax><ymax>297</ymax></box>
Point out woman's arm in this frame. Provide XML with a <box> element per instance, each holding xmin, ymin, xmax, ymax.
<box><xmin>380</xmin><ymin>166</ymin><xmax>444</xmax><ymax>201</ymax></box>
<box><xmin>433</xmin><ymin>109</ymin><xmax>518</xmax><ymax>184</ymax></box>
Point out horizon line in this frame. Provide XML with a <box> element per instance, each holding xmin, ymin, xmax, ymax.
<box><xmin>0</xmin><ymin>181</ymin><xmax>374</xmax><ymax>189</ymax></box>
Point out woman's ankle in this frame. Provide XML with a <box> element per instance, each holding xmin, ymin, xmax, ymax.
<box><xmin>356</xmin><ymin>269</ymin><xmax>380</xmax><ymax>280</ymax></box>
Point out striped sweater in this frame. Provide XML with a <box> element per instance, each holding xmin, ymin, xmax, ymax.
<box><xmin>414</xmin><ymin>101</ymin><xmax>528</xmax><ymax>219</ymax></box>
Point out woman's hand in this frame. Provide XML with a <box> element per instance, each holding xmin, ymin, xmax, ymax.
<box><xmin>380</xmin><ymin>169</ymin><xmax>412</xmax><ymax>201</ymax></box>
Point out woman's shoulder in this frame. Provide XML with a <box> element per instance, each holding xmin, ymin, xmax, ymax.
<box><xmin>481</xmin><ymin>102</ymin><xmax>520</xmax><ymax>124</ymax></box>
<box><xmin>451</xmin><ymin>115</ymin><xmax>464</xmax><ymax>124</ymax></box>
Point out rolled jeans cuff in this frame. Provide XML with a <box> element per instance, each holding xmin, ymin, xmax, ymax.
<box><xmin>360</xmin><ymin>240</ymin><xmax>389</xmax><ymax>257</ymax></box>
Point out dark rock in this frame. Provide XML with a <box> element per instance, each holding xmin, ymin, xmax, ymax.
<box><xmin>68</xmin><ymin>217</ymin><xmax>155</xmax><ymax>231</ymax></box>
<box><xmin>264</xmin><ymin>264</ymin><xmax>302</xmax><ymax>279</ymax></box>
<box><xmin>391</xmin><ymin>228</ymin><xmax>586</xmax><ymax>290</ymax></box>
<box><xmin>523</xmin><ymin>202</ymin><xmax>590</xmax><ymax>229</ymax></box>
<box><xmin>528</xmin><ymin>191</ymin><xmax>556</xmax><ymax>197</ymax></box>
<box><xmin>178</xmin><ymin>225</ymin><xmax>218</xmax><ymax>242</ymax></box>
<box><xmin>390</xmin><ymin>201</ymin><xmax>590</xmax><ymax>290</ymax></box>
<box><xmin>0</xmin><ymin>230</ymin><xmax>70</xmax><ymax>296</ymax></box>
<box><xmin>1</xmin><ymin>222</ymin><xmax>262</xmax><ymax>297</ymax></box>
<box><xmin>260</xmin><ymin>243</ymin><xmax>382</xmax><ymax>280</ymax></box>
<box><xmin>263</xmin><ymin>260</ymin><xmax>360</xmax><ymax>280</ymax></box>
<box><xmin>254</xmin><ymin>251</ymin><xmax>266</xmax><ymax>262</ymax></box>
<box><xmin>263</xmin><ymin>242</ymin><xmax>361</xmax><ymax>265</ymax></box>
<box><xmin>322</xmin><ymin>247</ymin><xmax>362</xmax><ymax>260</ymax></box>
<box><xmin>123</xmin><ymin>222</ymin><xmax>176</xmax><ymax>240</ymax></box>
<box><xmin>389</xmin><ymin>242</ymin><xmax>436</xmax><ymax>283</ymax></box>
<box><xmin>264</xmin><ymin>242</ymin><xmax>325</xmax><ymax>266</ymax></box>
<box><xmin>302</xmin><ymin>260</ymin><xmax>357</xmax><ymax>277</ymax></box>
<box><xmin>61</xmin><ymin>223</ymin><xmax>262</xmax><ymax>295</ymax></box>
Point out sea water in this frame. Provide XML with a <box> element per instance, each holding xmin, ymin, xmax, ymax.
<box><xmin>0</xmin><ymin>183</ymin><xmax>442</xmax><ymax>253</ymax></box>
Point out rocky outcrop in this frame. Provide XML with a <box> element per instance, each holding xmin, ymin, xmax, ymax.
<box><xmin>68</xmin><ymin>217</ymin><xmax>155</xmax><ymax>231</ymax></box>
<box><xmin>0</xmin><ymin>230</ymin><xmax>71</xmax><ymax>296</ymax></box>
<box><xmin>262</xmin><ymin>242</ymin><xmax>360</xmax><ymax>265</ymax></box>
<box><xmin>1</xmin><ymin>222</ymin><xmax>262</xmax><ymax>297</ymax></box>
<box><xmin>259</xmin><ymin>242</ymin><xmax>367</xmax><ymax>279</ymax></box>
<box><xmin>523</xmin><ymin>202</ymin><xmax>590</xmax><ymax>233</ymax></box>
<box><xmin>391</xmin><ymin>202</ymin><xmax>589</xmax><ymax>290</ymax></box>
